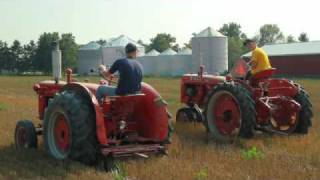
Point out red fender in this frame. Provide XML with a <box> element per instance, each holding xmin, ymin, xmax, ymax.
<box><xmin>134</xmin><ymin>83</ymin><xmax>169</xmax><ymax>141</ymax></box>
<box><xmin>61</xmin><ymin>83</ymin><xmax>108</xmax><ymax>145</ymax></box>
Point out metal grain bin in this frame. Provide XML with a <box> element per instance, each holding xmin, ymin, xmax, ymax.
<box><xmin>192</xmin><ymin>27</ymin><xmax>228</xmax><ymax>74</ymax></box>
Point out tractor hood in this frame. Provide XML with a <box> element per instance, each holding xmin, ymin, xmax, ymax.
<box><xmin>182</xmin><ymin>73</ymin><xmax>226</xmax><ymax>84</ymax></box>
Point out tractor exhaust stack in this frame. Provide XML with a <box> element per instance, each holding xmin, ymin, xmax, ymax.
<box><xmin>52</xmin><ymin>41</ymin><xmax>62</xmax><ymax>84</ymax></box>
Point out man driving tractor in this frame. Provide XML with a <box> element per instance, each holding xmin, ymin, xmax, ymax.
<box><xmin>97</xmin><ymin>43</ymin><xmax>143</xmax><ymax>102</ymax></box>
<box><xmin>243</xmin><ymin>39</ymin><xmax>272</xmax><ymax>79</ymax></box>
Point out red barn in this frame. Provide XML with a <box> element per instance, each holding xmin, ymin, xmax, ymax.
<box><xmin>242</xmin><ymin>41</ymin><xmax>320</xmax><ymax>76</ymax></box>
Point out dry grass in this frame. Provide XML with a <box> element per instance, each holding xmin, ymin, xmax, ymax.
<box><xmin>0</xmin><ymin>76</ymin><xmax>319</xmax><ymax>180</ymax></box>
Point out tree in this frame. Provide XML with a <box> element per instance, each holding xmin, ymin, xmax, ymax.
<box><xmin>298</xmin><ymin>32</ymin><xmax>309</xmax><ymax>42</ymax></box>
<box><xmin>146</xmin><ymin>33</ymin><xmax>179</xmax><ymax>52</ymax></box>
<box><xmin>0</xmin><ymin>41</ymin><xmax>8</xmax><ymax>72</ymax></box>
<box><xmin>228</xmin><ymin>37</ymin><xmax>248</xmax><ymax>69</ymax></box>
<box><xmin>183</xmin><ymin>39</ymin><xmax>192</xmax><ymax>49</ymax></box>
<box><xmin>59</xmin><ymin>33</ymin><xmax>78</xmax><ymax>70</ymax></box>
<box><xmin>34</xmin><ymin>32</ymin><xmax>60</xmax><ymax>74</ymax></box>
<box><xmin>9</xmin><ymin>40</ymin><xmax>23</xmax><ymax>73</ymax></box>
<box><xmin>257</xmin><ymin>24</ymin><xmax>284</xmax><ymax>46</ymax></box>
<box><xmin>218</xmin><ymin>22</ymin><xmax>248</xmax><ymax>69</ymax></box>
<box><xmin>96</xmin><ymin>39</ymin><xmax>107</xmax><ymax>46</ymax></box>
<box><xmin>137</xmin><ymin>39</ymin><xmax>147</xmax><ymax>47</ymax></box>
<box><xmin>286</xmin><ymin>35</ymin><xmax>296</xmax><ymax>43</ymax></box>
<box><xmin>20</xmin><ymin>40</ymin><xmax>37</xmax><ymax>73</ymax></box>
<box><xmin>219</xmin><ymin>22</ymin><xmax>246</xmax><ymax>39</ymax></box>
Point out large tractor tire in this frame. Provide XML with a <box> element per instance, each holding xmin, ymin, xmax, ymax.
<box><xmin>162</xmin><ymin>112</ymin><xmax>174</xmax><ymax>144</ymax></box>
<box><xmin>44</xmin><ymin>90</ymin><xmax>97</xmax><ymax>165</ymax></box>
<box><xmin>293</xmin><ymin>85</ymin><xmax>313</xmax><ymax>134</ymax></box>
<box><xmin>204</xmin><ymin>82</ymin><xmax>256</xmax><ymax>142</ymax></box>
<box><xmin>14</xmin><ymin>120</ymin><xmax>38</xmax><ymax>149</ymax></box>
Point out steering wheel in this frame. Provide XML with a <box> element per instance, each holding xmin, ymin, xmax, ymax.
<box><xmin>106</xmin><ymin>75</ymin><xmax>118</xmax><ymax>86</ymax></box>
<box><xmin>98</xmin><ymin>65</ymin><xmax>118</xmax><ymax>85</ymax></box>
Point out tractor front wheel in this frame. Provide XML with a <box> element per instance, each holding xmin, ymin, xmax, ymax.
<box><xmin>44</xmin><ymin>90</ymin><xmax>97</xmax><ymax>165</ymax></box>
<box><xmin>14</xmin><ymin>120</ymin><xmax>38</xmax><ymax>149</ymax></box>
<box><xmin>204</xmin><ymin>82</ymin><xmax>256</xmax><ymax>142</ymax></box>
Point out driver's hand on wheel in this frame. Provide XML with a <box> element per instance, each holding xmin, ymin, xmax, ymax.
<box><xmin>98</xmin><ymin>64</ymin><xmax>107</xmax><ymax>74</ymax></box>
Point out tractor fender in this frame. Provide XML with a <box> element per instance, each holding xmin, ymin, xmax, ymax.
<box><xmin>134</xmin><ymin>82</ymin><xmax>169</xmax><ymax>141</ymax></box>
<box><xmin>60</xmin><ymin>83</ymin><xmax>108</xmax><ymax>145</ymax></box>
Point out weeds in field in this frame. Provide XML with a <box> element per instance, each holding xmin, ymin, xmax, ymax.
<box><xmin>0</xmin><ymin>103</ymin><xmax>7</xmax><ymax>111</ymax></box>
<box><xmin>112</xmin><ymin>163</ymin><xmax>128</xmax><ymax>180</ymax></box>
<box><xmin>241</xmin><ymin>146</ymin><xmax>265</xmax><ymax>160</ymax></box>
<box><xmin>194</xmin><ymin>168</ymin><xmax>208</xmax><ymax>180</ymax></box>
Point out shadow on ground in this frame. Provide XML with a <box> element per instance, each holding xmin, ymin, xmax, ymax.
<box><xmin>0</xmin><ymin>145</ymin><xmax>93</xmax><ymax>179</ymax></box>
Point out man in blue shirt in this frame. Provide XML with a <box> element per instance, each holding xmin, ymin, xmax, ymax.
<box><xmin>97</xmin><ymin>43</ymin><xmax>143</xmax><ymax>102</ymax></box>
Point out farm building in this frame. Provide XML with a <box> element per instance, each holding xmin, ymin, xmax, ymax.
<box><xmin>242</xmin><ymin>41</ymin><xmax>320</xmax><ymax>76</ymax></box>
<box><xmin>77</xmin><ymin>27</ymin><xmax>228</xmax><ymax>76</ymax></box>
<box><xmin>138</xmin><ymin>48</ymin><xmax>192</xmax><ymax>76</ymax></box>
<box><xmin>77</xmin><ymin>35</ymin><xmax>145</xmax><ymax>75</ymax></box>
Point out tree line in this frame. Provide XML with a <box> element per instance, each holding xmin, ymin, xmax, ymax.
<box><xmin>0</xmin><ymin>23</ymin><xmax>310</xmax><ymax>75</ymax></box>
<box><xmin>0</xmin><ymin>32</ymin><xmax>78</xmax><ymax>74</ymax></box>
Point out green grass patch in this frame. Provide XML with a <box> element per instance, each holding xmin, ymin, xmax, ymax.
<box><xmin>0</xmin><ymin>103</ymin><xmax>7</xmax><ymax>111</ymax></box>
<box><xmin>194</xmin><ymin>168</ymin><xmax>208</xmax><ymax>180</ymax></box>
<box><xmin>112</xmin><ymin>163</ymin><xmax>128</xmax><ymax>180</ymax></box>
<box><xmin>241</xmin><ymin>146</ymin><xmax>265</xmax><ymax>160</ymax></box>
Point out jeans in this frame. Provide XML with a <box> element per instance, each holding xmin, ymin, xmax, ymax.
<box><xmin>96</xmin><ymin>85</ymin><xmax>117</xmax><ymax>103</ymax></box>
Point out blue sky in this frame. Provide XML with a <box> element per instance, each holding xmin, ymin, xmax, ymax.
<box><xmin>0</xmin><ymin>0</ymin><xmax>319</xmax><ymax>45</ymax></box>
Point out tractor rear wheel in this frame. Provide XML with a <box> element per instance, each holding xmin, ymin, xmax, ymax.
<box><xmin>14</xmin><ymin>120</ymin><xmax>38</xmax><ymax>149</ymax></box>
<box><xmin>293</xmin><ymin>85</ymin><xmax>313</xmax><ymax>134</ymax></box>
<box><xmin>204</xmin><ymin>82</ymin><xmax>256</xmax><ymax>142</ymax></box>
<box><xmin>44</xmin><ymin>90</ymin><xmax>97</xmax><ymax>165</ymax></box>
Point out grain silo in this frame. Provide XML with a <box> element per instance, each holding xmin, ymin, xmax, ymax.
<box><xmin>160</xmin><ymin>48</ymin><xmax>177</xmax><ymax>56</ymax></box>
<box><xmin>192</xmin><ymin>27</ymin><xmax>228</xmax><ymax>74</ymax></box>
<box><xmin>102</xmin><ymin>35</ymin><xmax>145</xmax><ymax>66</ymax></box>
<box><xmin>155</xmin><ymin>48</ymin><xmax>177</xmax><ymax>76</ymax></box>
<box><xmin>145</xmin><ymin>49</ymin><xmax>160</xmax><ymax>56</ymax></box>
<box><xmin>77</xmin><ymin>42</ymin><xmax>102</xmax><ymax>75</ymax></box>
<box><xmin>177</xmin><ymin>47</ymin><xmax>192</xmax><ymax>55</ymax></box>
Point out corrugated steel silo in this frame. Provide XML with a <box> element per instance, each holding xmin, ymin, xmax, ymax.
<box><xmin>137</xmin><ymin>56</ymin><xmax>157</xmax><ymax>76</ymax></box>
<box><xmin>77</xmin><ymin>42</ymin><xmax>102</xmax><ymax>75</ymax></box>
<box><xmin>192</xmin><ymin>27</ymin><xmax>228</xmax><ymax>74</ymax></box>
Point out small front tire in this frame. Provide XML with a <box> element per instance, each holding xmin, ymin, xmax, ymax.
<box><xmin>14</xmin><ymin>120</ymin><xmax>38</xmax><ymax>149</ymax></box>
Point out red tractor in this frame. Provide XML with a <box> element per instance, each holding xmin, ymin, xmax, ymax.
<box><xmin>14</xmin><ymin>69</ymin><xmax>173</xmax><ymax>170</ymax></box>
<box><xmin>176</xmin><ymin>60</ymin><xmax>313</xmax><ymax>142</ymax></box>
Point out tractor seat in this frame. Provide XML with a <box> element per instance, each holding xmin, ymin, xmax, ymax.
<box><xmin>252</xmin><ymin>68</ymin><xmax>276</xmax><ymax>80</ymax></box>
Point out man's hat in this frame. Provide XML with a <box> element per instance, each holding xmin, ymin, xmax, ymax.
<box><xmin>125</xmin><ymin>43</ymin><xmax>138</xmax><ymax>54</ymax></box>
<box><xmin>243</xmin><ymin>39</ymin><xmax>255</xmax><ymax>46</ymax></box>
